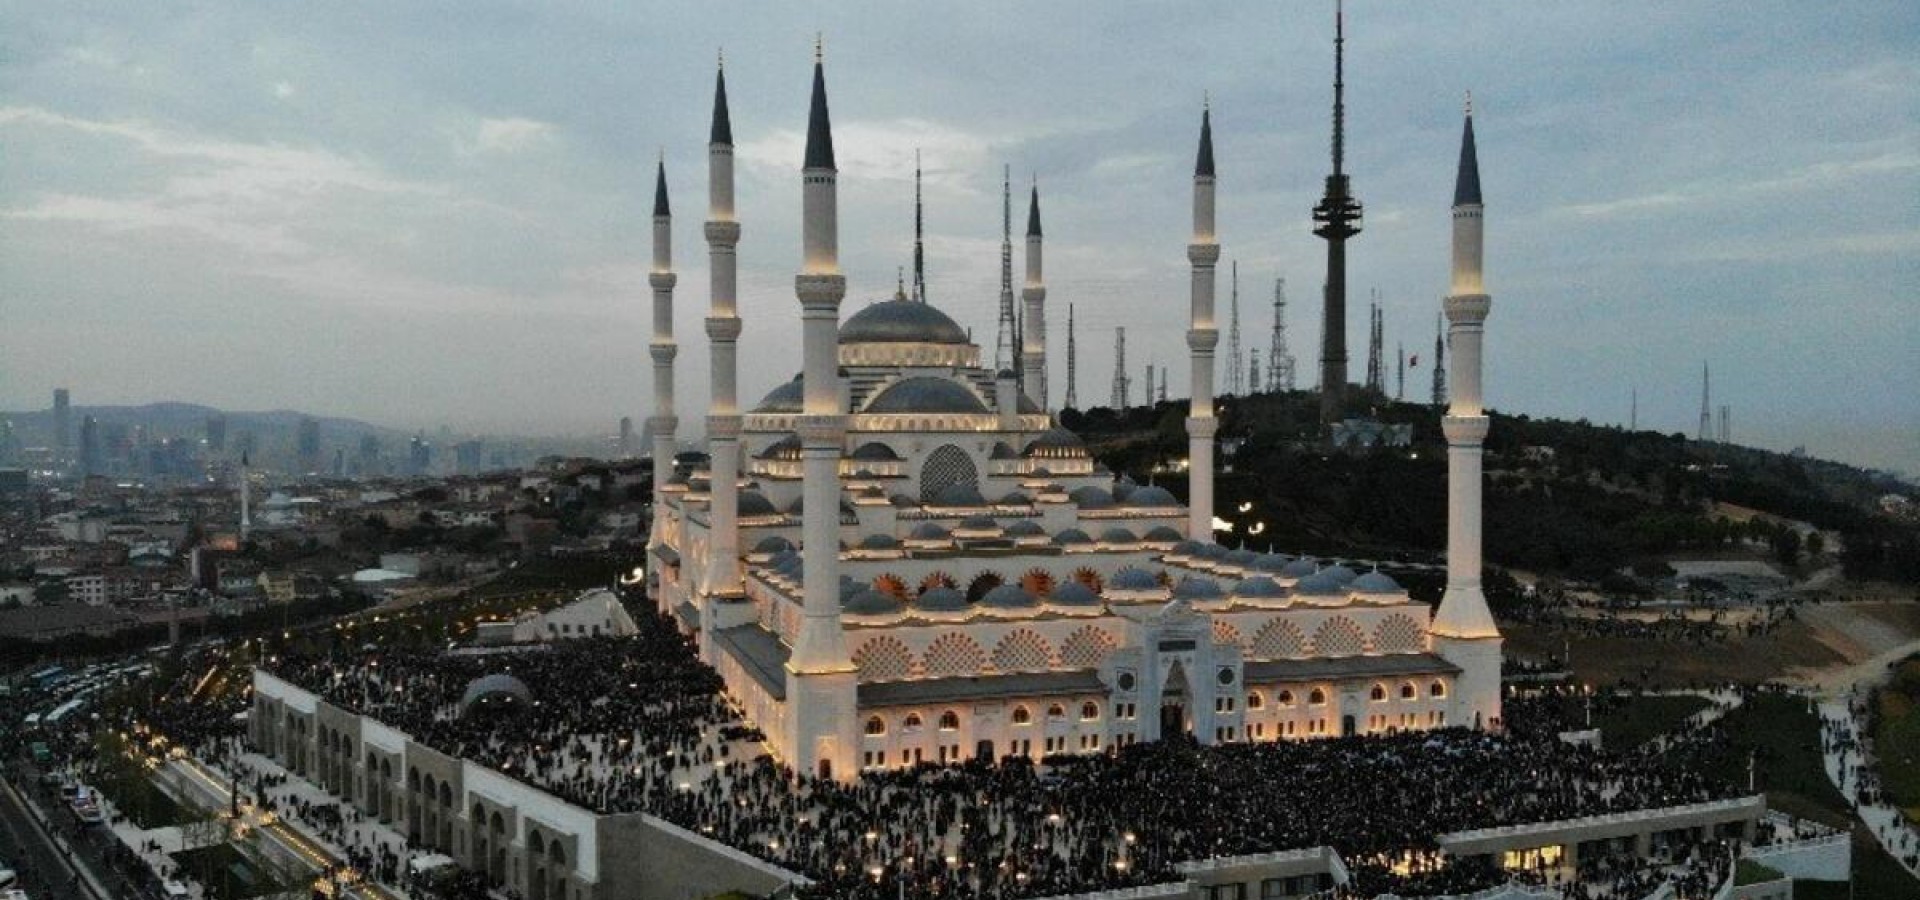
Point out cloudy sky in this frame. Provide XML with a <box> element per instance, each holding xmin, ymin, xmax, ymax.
<box><xmin>2</xmin><ymin>2</ymin><xmax>1915</xmax><ymax>472</ymax></box>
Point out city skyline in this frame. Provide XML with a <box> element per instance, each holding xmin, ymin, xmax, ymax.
<box><xmin>2</xmin><ymin>3</ymin><xmax>1915</xmax><ymax>472</ymax></box>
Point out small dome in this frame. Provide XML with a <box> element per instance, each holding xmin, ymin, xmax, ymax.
<box><xmin>1109</xmin><ymin>568</ymin><xmax>1161</xmax><ymax>591</ymax></box>
<box><xmin>931</xmin><ymin>481</ymin><xmax>988</xmax><ymax>507</ymax></box>
<box><xmin>839</xmin><ymin>297</ymin><xmax>971</xmax><ymax>345</ymax></box>
<box><xmin>1128</xmin><ymin>486</ymin><xmax>1180</xmax><ymax>508</ymax></box>
<box><xmin>990</xmin><ymin>441</ymin><xmax>1021</xmax><ymax>460</ymax></box>
<box><xmin>1049</xmin><ymin>582</ymin><xmax>1102</xmax><ymax>606</ymax></box>
<box><xmin>914</xmin><ymin>587</ymin><xmax>969</xmax><ymax>612</ymax></box>
<box><xmin>1254</xmin><ymin>553</ymin><xmax>1294</xmax><ymax>572</ymax></box>
<box><xmin>1196</xmin><ymin>543</ymin><xmax>1230</xmax><ymax>560</ymax></box>
<box><xmin>890</xmin><ymin>493</ymin><xmax>919</xmax><ymax>508</ymax></box>
<box><xmin>1171</xmin><ymin>540</ymin><xmax>1205</xmax><ymax>556</ymax></box>
<box><xmin>865</xmin><ymin>377</ymin><xmax>989</xmax><ymax>415</ymax></box>
<box><xmin>738</xmin><ymin>491</ymin><xmax>778</xmax><ymax>517</ymax></box>
<box><xmin>1022</xmin><ymin>428</ymin><xmax>1088</xmax><ymax>458</ymax></box>
<box><xmin>858</xmin><ymin>485</ymin><xmax>886</xmax><ymax>499</ymax></box>
<box><xmin>755</xmin><ymin>433</ymin><xmax>803</xmax><ymax>460</ymax></box>
<box><xmin>1351</xmin><ymin>571</ymin><xmax>1402</xmax><ymax>594</ymax></box>
<box><xmin>753</xmin><ymin>376</ymin><xmax>805</xmax><ymax>414</ymax></box>
<box><xmin>1099</xmin><ymin>527</ymin><xmax>1137</xmax><ymax>544</ymax></box>
<box><xmin>908</xmin><ymin>522</ymin><xmax>951</xmax><ymax>541</ymax></box>
<box><xmin>1142</xmin><ymin>525</ymin><xmax>1185</xmax><ymax>542</ymax></box>
<box><xmin>1322</xmin><ymin>564</ymin><xmax>1359</xmax><ymax>586</ymax></box>
<box><xmin>752</xmin><ymin>536</ymin><xmax>795</xmax><ymax>555</ymax></box>
<box><xmin>1171</xmin><ymin>576</ymin><xmax>1224</xmax><ymax>599</ymax></box>
<box><xmin>1068</xmin><ymin>486</ymin><xmax>1115</xmax><ymax>509</ymax></box>
<box><xmin>957</xmin><ymin>515</ymin><xmax>999</xmax><ymax>531</ymax></box>
<box><xmin>1112</xmin><ymin>477</ymin><xmax>1137</xmax><ymax>502</ymax></box>
<box><xmin>980</xmin><ymin>585</ymin><xmax>1039</xmax><ymax>610</ymax></box>
<box><xmin>841</xmin><ymin>579</ymin><xmax>868</xmax><ymax>602</ymax></box>
<box><xmin>1280</xmin><ymin>556</ymin><xmax>1319</xmax><ymax>578</ymax></box>
<box><xmin>1005</xmin><ymin>520</ymin><xmax>1046</xmax><ymax>537</ymax></box>
<box><xmin>1225</xmin><ymin>548</ymin><xmax>1259</xmax><ymax>566</ymax></box>
<box><xmin>997</xmin><ymin>491</ymin><xmax>1032</xmax><ymax>505</ymax></box>
<box><xmin>459</xmin><ymin>674</ymin><xmax>533</xmax><ymax>716</ymax></box>
<box><xmin>1294</xmin><ymin>571</ymin><xmax>1344</xmax><ymax>596</ymax></box>
<box><xmin>1234</xmin><ymin>576</ymin><xmax>1285</xmax><ymax>598</ymax></box>
<box><xmin>844</xmin><ymin>589</ymin><xmax>904</xmax><ymax>617</ymax></box>
<box><xmin>856</xmin><ymin>533</ymin><xmax>901</xmax><ymax>550</ymax></box>
<box><xmin>850</xmin><ymin>442</ymin><xmax>901</xmax><ymax>461</ymax></box>
<box><xmin>1051</xmin><ymin>528</ymin><xmax>1093</xmax><ymax>546</ymax></box>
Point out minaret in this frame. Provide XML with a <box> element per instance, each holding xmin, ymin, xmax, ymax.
<box><xmin>1111</xmin><ymin>327</ymin><xmax>1128</xmax><ymax>409</ymax></box>
<box><xmin>648</xmin><ymin>157</ymin><xmax>679</xmax><ymax>552</ymax></box>
<box><xmin>1313</xmin><ymin>0</ymin><xmax>1364</xmax><ymax>423</ymax></box>
<box><xmin>912</xmin><ymin>150</ymin><xmax>928</xmax><ymax>302</ymax></box>
<box><xmin>1430</xmin><ymin>95</ymin><xmax>1502</xmax><ymax>731</ymax></box>
<box><xmin>994</xmin><ymin>168</ymin><xmax>1017</xmax><ymax>373</ymax></box>
<box><xmin>786</xmin><ymin>43</ymin><xmax>858</xmax><ymax>780</ymax></box>
<box><xmin>1431</xmin><ymin>312</ymin><xmax>1447</xmax><ymax>407</ymax></box>
<box><xmin>1021</xmin><ymin>181</ymin><xmax>1048</xmax><ymax>409</ymax></box>
<box><xmin>703</xmin><ymin>58</ymin><xmax>746</xmax><ymax>606</ymax></box>
<box><xmin>239</xmin><ymin>452</ymin><xmax>252</xmax><ymax>540</ymax></box>
<box><xmin>1186</xmin><ymin>101</ymin><xmax>1221</xmax><ymax>541</ymax></box>
<box><xmin>1064</xmin><ymin>304</ymin><xmax>1079</xmax><ymax>410</ymax></box>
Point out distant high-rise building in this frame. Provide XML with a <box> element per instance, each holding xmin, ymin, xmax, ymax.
<box><xmin>78</xmin><ymin>414</ymin><xmax>101</xmax><ymax>477</ymax></box>
<box><xmin>297</xmin><ymin>417</ymin><xmax>322</xmax><ymax>472</ymax></box>
<box><xmin>618</xmin><ymin>416</ymin><xmax>635</xmax><ymax>457</ymax></box>
<box><xmin>408</xmin><ymin>433</ymin><xmax>432</xmax><ymax>476</ymax></box>
<box><xmin>356</xmin><ymin>435</ymin><xmax>381</xmax><ymax>476</ymax></box>
<box><xmin>205</xmin><ymin>414</ymin><xmax>228</xmax><ymax>452</ymax></box>
<box><xmin>1698</xmin><ymin>363</ymin><xmax>1712</xmax><ymax>443</ymax></box>
<box><xmin>52</xmin><ymin>388</ymin><xmax>71</xmax><ymax>463</ymax></box>
<box><xmin>455</xmin><ymin>439</ymin><xmax>485</xmax><ymax>473</ymax></box>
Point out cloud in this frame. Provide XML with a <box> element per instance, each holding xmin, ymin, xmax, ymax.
<box><xmin>1553</xmin><ymin>150</ymin><xmax>1920</xmax><ymax>220</ymax></box>
<box><xmin>469</xmin><ymin>117</ymin><xmax>558</xmax><ymax>155</ymax></box>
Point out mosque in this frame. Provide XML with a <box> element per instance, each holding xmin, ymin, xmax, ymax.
<box><xmin>646</xmin><ymin>49</ymin><xmax>1503</xmax><ymax>781</ymax></box>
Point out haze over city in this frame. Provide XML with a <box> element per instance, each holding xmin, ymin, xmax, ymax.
<box><xmin>2</xmin><ymin>1</ymin><xmax>1915</xmax><ymax>474</ymax></box>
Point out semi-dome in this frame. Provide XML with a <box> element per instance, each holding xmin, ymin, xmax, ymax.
<box><xmin>850</xmin><ymin>442</ymin><xmax>902</xmax><ymax>461</ymax></box>
<box><xmin>996</xmin><ymin>491</ymin><xmax>1032</xmax><ymax>505</ymax></box>
<box><xmin>844</xmin><ymin>589</ymin><xmax>904</xmax><ymax>617</ymax></box>
<box><xmin>737</xmin><ymin>490</ymin><xmax>778</xmax><ymax>517</ymax></box>
<box><xmin>914</xmin><ymin>587</ymin><xmax>969</xmax><ymax>613</ymax></box>
<box><xmin>1098</xmin><ymin>526</ymin><xmax>1137</xmax><ymax>544</ymax></box>
<box><xmin>459</xmin><ymin>674</ymin><xmax>533</xmax><ymax>716</ymax></box>
<box><xmin>957</xmin><ymin>515</ymin><xmax>1000</xmax><ymax>531</ymax></box>
<box><xmin>1048</xmin><ymin>582</ymin><xmax>1101</xmax><ymax>607</ymax></box>
<box><xmin>753</xmin><ymin>376</ymin><xmax>804</xmax><ymax>414</ymax></box>
<box><xmin>856</xmin><ymin>533</ymin><xmax>901</xmax><ymax>550</ymax></box>
<box><xmin>1128</xmin><ymin>486</ymin><xmax>1180</xmax><ymax>508</ymax></box>
<box><xmin>1321</xmin><ymin>564</ymin><xmax>1359</xmax><ymax>586</ymax></box>
<box><xmin>979</xmin><ymin>584</ymin><xmax>1040</xmax><ymax>610</ymax></box>
<box><xmin>1005</xmin><ymin>520</ymin><xmax>1046</xmax><ymax>537</ymax></box>
<box><xmin>1294</xmin><ymin>571</ymin><xmax>1344</xmax><ymax>596</ymax></box>
<box><xmin>1051</xmin><ymin>528</ymin><xmax>1093</xmax><ymax>546</ymax></box>
<box><xmin>752</xmin><ymin>536</ymin><xmax>795</xmax><ymax>555</ymax></box>
<box><xmin>1142</xmin><ymin>525</ymin><xmax>1185</xmax><ymax>543</ymax></box>
<box><xmin>990</xmin><ymin>441</ymin><xmax>1021</xmax><ymax>460</ymax></box>
<box><xmin>839</xmin><ymin>297</ymin><xmax>971</xmax><ymax>345</ymax></box>
<box><xmin>889</xmin><ymin>493</ymin><xmax>919</xmax><ymax>507</ymax></box>
<box><xmin>1108</xmin><ymin>568</ymin><xmax>1161</xmax><ymax>591</ymax></box>
<box><xmin>1022</xmin><ymin>428</ymin><xmax>1088</xmax><ymax>458</ymax></box>
<box><xmin>1233</xmin><ymin>576</ymin><xmax>1286</xmax><ymax>598</ymax></box>
<box><xmin>930</xmin><ymin>481</ymin><xmax>988</xmax><ymax>507</ymax></box>
<box><xmin>865</xmin><ymin>377</ymin><xmax>989</xmax><ymax>415</ymax></box>
<box><xmin>1171</xmin><ymin>576</ymin><xmax>1224</xmax><ymax>599</ymax></box>
<box><xmin>1280</xmin><ymin>556</ymin><xmax>1319</xmax><ymax>578</ymax></box>
<box><xmin>908</xmin><ymin>522</ymin><xmax>951</xmax><ymax>541</ymax></box>
<box><xmin>1351</xmin><ymin>571</ymin><xmax>1403</xmax><ymax>594</ymax></box>
<box><xmin>755</xmin><ymin>433</ymin><xmax>802</xmax><ymax>460</ymax></box>
<box><xmin>1068</xmin><ymin>486</ymin><xmax>1115</xmax><ymax>509</ymax></box>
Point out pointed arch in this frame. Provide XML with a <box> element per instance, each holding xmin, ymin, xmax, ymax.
<box><xmin>1372</xmin><ymin>614</ymin><xmax>1426</xmax><ymax>654</ymax></box>
<box><xmin>1312</xmin><ymin>617</ymin><xmax>1366</xmax><ymax>657</ymax></box>
<box><xmin>991</xmin><ymin>629</ymin><xmax>1054</xmax><ymax>673</ymax></box>
<box><xmin>852</xmin><ymin>636</ymin><xmax>914</xmax><ymax>682</ymax></box>
<box><xmin>1019</xmin><ymin>568</ymin><xmax>1056</xmax><ymax>597</ymax></box>
<box><xmin>923</xmin><ymin>632</ymin><xmax>986</xmax><ymax>677</ymax></box>
<box><xmin>872</xmin><ymin>573</ymin><xmax>910</xmax><ymax>600</ymax></box>
<box><xmin>1059</xmin><ymin>624</ymin><xmax>1119</xmax><ymax>669</ymax></box>
<box><xmin>1070</xmin><ymin>567</ymin><xmax>1104</xmax><ymax>593</ymax></box>
<box><xmin>918</xmin><ymin>571</ymin><xmax>957</xmax><ymax>595</ymax></box>
<box><xmin>919</xmin><ymin>444</ymin><xmax>979</xmax><ymax>501</ymax></box>
<box><xmin>1251</xmin><ymin>619</ymin><xmax>1308</xmax><ymax>660</ymax></box>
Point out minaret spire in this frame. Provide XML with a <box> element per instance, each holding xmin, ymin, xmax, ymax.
<box><xmin>1313</xmin><ymin>0</ymin><xmax>1364</xmax><ymax>424</ymax></box>
<box><xmin>912</xmin><ymin>149</ymin><xmax>927</xmax><ymax>302</ymax></box>
<box><xmin>1021</xmin><ymin>176</ymin><xmax>1049</xmax><ymax>408</ymax></box>
<box><xmin>646</xmin><ymin>158</ymin><xmax>679</xmax><ymax>558</ymax></box>
<box><xmin>995</xmin><ymin>165</ymin><xmax>1017</xmax><ymax>375</ymax></box>
<box><xmin>1185</xmin><ymin>100</ymin><xmax>1221</xmax><ymax>545</ymax></box>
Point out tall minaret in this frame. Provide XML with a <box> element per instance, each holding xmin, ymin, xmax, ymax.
<box><xmin>786</xmin><ymin>43</ymin><xmax>857</xmax><ymax>781</ymax></box>
<box><xmin>648</xmin><ymin>157</ymin><xmax>679</xmax><ymax>551</ymax></box>
<box><xmin>1021</xmin><ymin>181</ymin><xmax>1048</xmax><ymax>409</ymax></box>
<box><xmin>1431</xmin><ymin>312</ymin><xmax>1447</xmax><ymax>407</ymax></box>
<box><xmin>239</xmin><ymin>452</ymin><xmax>252</xmax><ymax>540</ymax></box>
<box><xmin>994</xmin><ymin>168</ymin><xmax>1017</xmax><ymax>373</ymax></box>
<box><xmin>1186</xmin><ymin>102</ymin><xmax>1221</xmax><ymax>541</ymax></box>
<box><xmin>703</xmin><ymin>58</ymin><xmax>746</xmax><ymax>605</ymax></box>
<box><xmin>1313</xmin><ymin>0</ymin><xmax>1364</xmax><ymax>423</ymax></box>
<box><xmin>1430</xmin><ymin>95</ymin><xmax>1502</xmax><ymax>731</ymax></box>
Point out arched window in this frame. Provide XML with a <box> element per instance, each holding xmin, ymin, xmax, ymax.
<box><xmin>1080</xmin><ymin>701</ymin><xmax>1101</xmax><ymax>721</ymax></box>
<box><xmin>1370</xmin><ymin>684</ymin><xmax>1387</xmax><ymax>702</ymax></box>
<box><xmin>1430</xmin><ymin>680</ymin><xmax>1448</xmax><ymax>698</ymax></box>
<box><xmin>865</xmin><ymin>716</ymin><xmax>886</xmax><ymax>736</ymax></box>
<box><xmin>1047</xmin><ymin>703</ymin><xmax>1066</xmax><ymax>720</ymax></box>
<box><xmin>938</xmin><ymin>710</ymin><xmax>960</xmax><ymax>731</ymax></box>
<box><xmin>1247</xmin><ymin>691</ymin><xmax>1265</xmax><ymax>710</ymax></box>
<box><xmin>1309</xmin><ymin>688</ymin><xmax>1327</xmax><ymax>706</ymax></box>
<box><xmin>1011</xmin><ymin>706</ymin><xmax>1032</xmax><ymax>726</ymax></box>
<box><xmin>1277</xmin><ymin>690</ymin><xmax>1295</xmax><ymax>706</ymax></box>
<box><xmin>1400</xmin><ymin>683</ymin><xmax>1417</xmax><ymax>700</ymax></box>
<box><xmin>919</xmin><ymin>444</ymin><xmax>980</xmax><ymax>502</ymax></box>
<box><xmin>903</xmin><ymin>713</ymin><xmax>924</xmax><ymax>732</ymax></box>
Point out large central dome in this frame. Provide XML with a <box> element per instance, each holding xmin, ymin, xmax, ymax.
<box><xmin>839</xmin><ymin>298</ymin><xmax>970</xmax><ymax>345</ymax></box>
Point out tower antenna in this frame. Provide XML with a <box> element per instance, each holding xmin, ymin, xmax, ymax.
<box><xmin>912</xmin><ymin>149</ymin><xmax>927</xmax><ymax>302</ymax></box>
<box><xmin>1111</xmin><ymin>327</ymin><xmax>1129</xmax><ymax>409</ymax></box>
<box><xmin>1269</xmin><ymin>277</ymin><xmax>1296</xmax><ymax>392</ymax></box>
<box><xmin>995</xmin><ymin>165</ymin><xmax>1017</xmax><ymax>374</ymax></box>
<box><xmin>1065</xmin><ymin>303</ymin><xmax>1079</xmax><ymax>410</ymax></box>
<box><xmin>1313</xmin><ymin>0</ymin><xmax>1364</xmax><ymax>423</ymax></box>
<box><xmin>1227</xmin><ymin>260</ymin><xmax>1243</xmax><ymax>395</ymax></box>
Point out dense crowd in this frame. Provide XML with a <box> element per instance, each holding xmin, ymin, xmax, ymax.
<box><xmin>240</xmin><ymin>605</ymin><xmax>1756</xmax><ymax>900</ymax></box>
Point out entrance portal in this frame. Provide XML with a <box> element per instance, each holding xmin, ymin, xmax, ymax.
<box><xmin>976</xmin><ymin>739</ymin><xmax>995</xmax><ymax>761</ymax></box>
<box><xmin>1159</xmin><ymin>703</ymin><xmax>1187</xmax><ymax>738</ymax></box>
<box><xmin>1341</xmin><ymin>714</ymin><xmax>1356</xmax><ymax>737</ymax></box>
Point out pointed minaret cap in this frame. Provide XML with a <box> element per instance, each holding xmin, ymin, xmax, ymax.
<box><xmin>803</xmin><ymin>41</ymin><xmax>836</xmax><ymax>170</ymax></box>
<box><xmin>1026</xmin><ymin>182</ymin><xmax>1042</xmax><ymax>238</ymax></box>
<box><xmin>710</xmin><ymin>56</ymin><xmax>733</xmax><ymax>146</ymax></box>
<box><xmin>653</xmin><ymin>157</ymin><xmax>670</xmax><ymax>217</ymax></box>
<box><xmin>1453</xmin><ymin>93</ymin><xmax>1481</xmax><ymax>207</ymax></box>
<box><xmin>1195</xmin><ymin>101</ymin><xmax>1216</xmax><ymax>178</ymax></box>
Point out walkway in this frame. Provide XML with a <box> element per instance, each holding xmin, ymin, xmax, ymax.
<box><xmin>1818</xmin><ymin>692</ymin><xmax>1920</xmax><ymax>880</ymax></box>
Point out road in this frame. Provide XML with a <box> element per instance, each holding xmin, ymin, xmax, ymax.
<box><xmin>0</xmin><ymin>773</ymin><xmax>113</xmax><ymax>900</ymax></box>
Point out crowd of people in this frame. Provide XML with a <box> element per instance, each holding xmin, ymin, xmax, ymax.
<box><xmin>232</xmin><ymin>601</ymin><xmax>1761</xmax><ymax>900</ymax></box>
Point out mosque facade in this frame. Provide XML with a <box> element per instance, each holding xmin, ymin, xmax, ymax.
<box><xmin>648</xmin><ymin>55</ymin><xmax>1502</xmax><ymax>781</ymax></box>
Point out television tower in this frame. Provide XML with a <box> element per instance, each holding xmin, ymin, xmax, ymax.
<box><xmin>1313</xmin><ymin>0</ymin><xmax>1364</xmax><ymax>423</ymax></box>
<box><xmin>1364</xmin><ymin>290</ymin><xmax>1384</xmax><ymax>394</ymax></box>
<box><xmin>1698</xmin><ymin>362</ymin><xmax>1712</xmax><ymax>442</ymax></box>
<box><xmin>1430</xmin><ymin>311</ymin><xmax>1447</xmax><ymax>408</ymax></box>
<box><xmin>1226</xmin><ymin>260</ymin><xmax>1243</xmax><ymax>395</ymax></box>
<box><xmin>1110</xmin><ymin>327</ymin><xmax>1129</xmax><ymax>409</ymax></box>
<box><xmin>995</xmin><ymin>166</ymin><xmax>1017</xmax><ymax>373</ymax></box>
<box><xmin>1268</xmin><ymin>278</ymin><xmax>1296</xmax><ymax>392</ymax></box>
<box><xmin>1158</xmin><ymin>364</ymin><xmax>1169</xmax><ymax>404</ymax></box>
<box><xmin>1064</xmin><ymin>303</ymin><xmax>1079</xmax><ymax>410</ymax></box>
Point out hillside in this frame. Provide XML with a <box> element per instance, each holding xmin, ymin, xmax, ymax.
<box><xmin>1063</xmin><ymin>389</ymin><xmax>1920</xmax><ymax>587</ymax></box>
